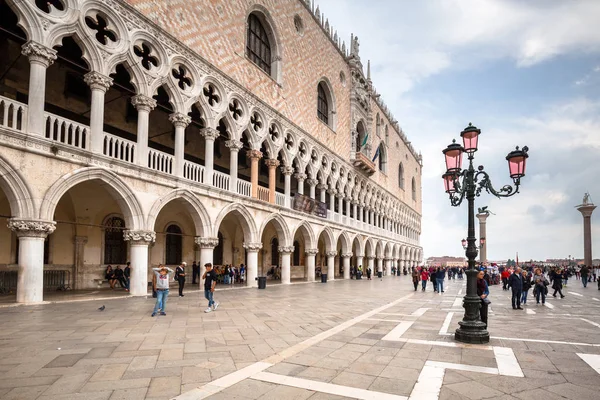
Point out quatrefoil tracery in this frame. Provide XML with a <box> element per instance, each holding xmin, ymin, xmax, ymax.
<box><xmin>36</xmin><ymin>0</ymin><xmax>64</xmax><ymax>14</ymax></box>
<box><xmin>203</xmin><ymin>84</ymin><xmax>220</xmax><ymax>107</ymax></box>
<box><xmin>228</xmin><ymin>99</ymin><xmax>243</xmax><ymax>121</ymax></box>
<box><xmin>134</xmin><ymin>43</ymin><xmax>159</xmax><ymax>71</ymax></box>
<box><xmin>269</xmin><ymin>124</ymin><xmax>280</xmax><ymax>143</ymax></box>
<box><xmin>250</xmin><ymin>112</ymin><xmax>262</xmax><ymax>132</ymax></box>
<box><xmin>171</xmin><ymin>65</ymin><xmax>192</xmax><ymax>91</ymax></box>
<box><xmin>85</xmin><ymin>14</ymin><xmax>117</xmax><ymax>46</ymax></box>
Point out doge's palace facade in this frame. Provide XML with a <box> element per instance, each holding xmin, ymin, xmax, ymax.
<box><xmin>0</xmin><ymin>0</ymin><xmax>422</xmax><ymax>303</ymax></box>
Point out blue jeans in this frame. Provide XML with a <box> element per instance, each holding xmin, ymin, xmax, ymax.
<box><xmin>422</xmin><ymin>280</ymin><xmax>427</xmax><ymax>290</ymax></box>
<box><xmin>153</xmin><ymin>289</ymin><xmax>169</xmax><ymax>313</ymax></box>
<box><xmin>204</xmin><ymin>289</ymin><xmax>214</xmax><ymax>307</ymax></box>
<box><xmin>582</xmin><ymin>276</ymin><xmax>588</xmax><ymax>287</ymax></box>
<box><xmin>521</xmin><ymin>290</ymin><xmax>529</xmax><ymax>304</ymax></box>
<box><xmin>438</xmin><ymin>279</ymin><xmax>444</xmax><ymax>292</ymax></box>
<box><xmin>535</xmin><ymin>286</ymin><xmax>546</xmax><ymax>304</ymax></box>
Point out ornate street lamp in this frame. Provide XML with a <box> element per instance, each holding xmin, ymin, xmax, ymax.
<box><xmin>442</xmin><ymin>123</ymin><xmax>529</xmax><ymax>344</ymax></box>
<box><xmin>461</xmin><ymin>237</ymin><xmax>485</xmax><ymax>250</ymax></box>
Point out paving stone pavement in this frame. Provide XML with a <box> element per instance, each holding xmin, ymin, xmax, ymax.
<box><xmin>1</xmin><ymin>277</ymin><xmax>600</xmax><ymax>399</ymax></box>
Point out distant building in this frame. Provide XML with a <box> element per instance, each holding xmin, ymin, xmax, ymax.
<box><xmin>426</xmin><ymin>256</ymin><xmax>467</xmax><ymax>267</ymax></box>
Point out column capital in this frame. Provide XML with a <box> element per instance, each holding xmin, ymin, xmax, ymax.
<box><xmin>306</xmin><ymin>178</ymin><xmax>318</xmax><ymax>187</ymax></box>
<box><xmin>131</xmin><ymin>94</ymin><xmax>157</xmax><ymax>112</ymax></box>
<box><xmin>8</xmin><ymin>219</ymin><xmax>56</xmax><ymax>238</ymax></box>
<box><xmin>243</xmin><ymin>242</ymin><xmax>263</xmax><ymax>252</ymax></box>
<box><xmin>327</xmin><ymin>188</ymin><xmax>337</xmax><ymax>195</ymax></box>
<box><xmin>169</xmin><ymin>112</ymin><xmax>192</xmax><ymax>128</ymax></box>
<box><xmin>341</xmin><ymin>252</ymin><xmax>353</xmax><ymax>258</ymax></box>
<box><xmin>366</xmin><ymin>256</ymin><xmax>375</xmax><ymax>260</ymax></box>
<box><xmin>84</xmin><ymin>71</ymin><xmax>113</xmax><ymax>92</ymax></box>
<box><xmin>74</xmin><ymin>236</ymin><xmax>88</xmax><ymax>245</ymax></box>
<box><xmin>195</xmin><ymin>236</ymin><xmax>219</xmax><ymax>248</ymax></box>
<box><xmin>326</xmin><ymin>251</ymin><xmax>338</xmax><ymax>257</ymax></box>
<box><xmin>294</xmin><ymin>173</ymin><xmax>307</xmax><ymax>181</ymax></box>
<box><xmin>247</xmin><ymin>149</ymin><xmax>263</xmax><ymax>160</ymax></box>
<box><xmin>278</xmin><ymin>246</ymin><xmax>295</xmax><ymax>254</ymax></box>
<box><xmin>200</xmin><ymin>127</ymin><xmax>220</xmax><ymax>140</ymax></box>
<box><xmin>265</xmin><ymin>159</ymin><xmax>280</xmax><ymax>169</ymax></box>
<box><xmin>281</xmin><ymin>166</ymin><xmax>294</xmax><ymax>176</ymax></box>
<box><xmin>305</xmin><ymin>248</ymin><xmax>318</xmax><ymax>256</ymax></box>
<box><xmin>225</xmin><ymin>139</ymin><xmax>243</xmax><ymax>151</ymax></box>
<box><xmin>123</xmin><ymin>230</ymin><xmax>156</xmax><ymax>244</ymax></box>
<box><xmin>21</xmin><ymin>41</ymin><xmax>57</xmax><ymax>67</ymax></box>
<box><xmin>316</xmin><ymin>183</ymin><xmax>327</xmax><ymax>191</ymax></box>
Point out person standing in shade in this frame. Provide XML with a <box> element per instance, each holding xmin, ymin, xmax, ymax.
<box><xmin>152</xmin><ymin>265</ymin><xmax>174</xmax><ymax>316</ymax></box>
<box><xmin>124</xmin><ymin>262</ymin><xmax>131</xmax><ymax>291</ymax></box>
<box><xmin>477</xmin><ymin>270</ymin><xmax>489</xmax><ymax>328</ymax></box>
<box><xmin>192</xmin><ymin>261</ymin><xmax>199</xmax><ymax>285</ymax></box>
<box><xmin>508</xmin><ymin>267</ymin><xmax>524</xmax><ymax>309</ymax></box>
<box><xmin>203</xmin><ymin>263</ymin><xmax>219</xmax><ymax>313</ymax></box>
<box><xmin>176</xmin><ymin>261</ymin><xmax>186</xmax><ymax>297</ymax></box>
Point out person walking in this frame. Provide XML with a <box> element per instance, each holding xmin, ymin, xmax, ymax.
<box><xmin>421</xmin><ymin>268</ymin><xmax>429</xmax><ymax>291</ymax></box>
<box><xmin>175</xmin><ymin>261</ymin><xmax>186</xmax><ymax>297</ymax></box>
<box><xmin>202</xmin><ymin>263</ymin><xmax>219</xmax><ymax>313</ymax></box>
<box><xmin>431</xmin><ymin>267</ymin><xmax>438</xmax><ymax>293</ymax></box>
<box><xmin>477</xmin><ymin>270</ymin><xmax>489</xmax><ymax>328</ymax></box>
<box><xmin>501</xmin><ymin>268</ymin><xmax>510</xmax><ymax>290</ymax></box>
<box><xmin>508</xmin><ymin>267</ymin><xmax>524</xmax><ymax>309</ymax></box>
<box><xmin>151</xmin><ymin>265</ymin><xmax>174</xmax><ymax>316</ymax></box>
<box><xmin>533</xmin><ymin>273</ymin><xmax>547</xmax><ymax>305</ymax></box>
<box><xmin>411</xmin><ymin>267</ymin><xmax>419</xmax><ymax>291</ymax></box>
<box><xmin>192</xmin><ymin>261</ymin><xmax>199</xmax><ymax>285</ymax></box>
<box><xmin>521</xmin><ymin>270</ymin><xmax>531</xmax><ymax>305</ymax></box>
<box><xmin>551</xmin><ymin>268</ymin><xmax>565</xmax><ymax>298</ymax></box>
<box><xmin>436</xmin><ymin>267</ymin><xmax>446</xmax><ymax>293</ymax></box>
<box><xmin>581</xmin><ymin>265</ymin><xmax>589</xmax><ymax>288</ymax></box>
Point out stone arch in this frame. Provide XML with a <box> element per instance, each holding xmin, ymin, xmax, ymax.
<box><xmin>40</xmin><ymin>167</ymin><xmax>144</xmax><ymax>230</ymax></box>
<box><xmin>336</xmin><ymin>231</ymin><xmax>351</xmax><ymax>254</ymax></box>
<box><xmin>147</xmin><ymin>189</ymin><xmax>211</xmax><ymax>236</ymax></box>
<box><xmin>259</xmin><ymin>213</ymin><xmax>291</xmax><ymax>247</ymax></box>
<box><xmin>213</xmin><ymin>203</ymin><xmax>258</xmax><ymax>243</ymax></box>
<box><xmin>0</xmin><ymin>156</ymin><xmax>35</xmax><ymax>219</ymax></box>
<box><xmin>364</xmin><ymin>238</ymin><xmax>375</xmax><ymax>258</ymax></box>
<box><xmin>291</xmin><ymin>220</ymin><xmax>316</xmax><ymax>249</ymax></box>
<box><xmin>384</xmin><ymin>242</ymin><xmax>393</xmax><ymax>258</ymax></box>
<box><xmin>352</xmin><ymin>235</ymin><xmax>365</xmax><ymax>257</ymax></box>
<box><xmin>376</xmin><ymin>240</ymin><xmax>384</xmax><ymax>258</ymax></box>
<box><xmin>316</xmin><ymin>226</ymin><xmax>334</xmax><ymax>252</ymax></box>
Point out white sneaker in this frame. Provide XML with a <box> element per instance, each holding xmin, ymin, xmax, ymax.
<box><xmin>213</xmin><ymin>302</ymin><xmax>219</xmax><ymax>311</ymax></box>
<box><xmin>204</xmin><ymin>307</ymin><xmax>212</xmax><ymax>313</ymax></box>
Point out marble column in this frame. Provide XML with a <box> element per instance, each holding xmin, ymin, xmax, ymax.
<box><xmin>295</xmin><ymin>173</ymin><xmax>306</xmax><ymax>196</ymax></box>
<box><xmin>169</xmin><ymin>113</ymin><xmax>191</xmax><ymax>178</ymax></box>
<box><xmin>345</xmin><ymin>198</ymin><xmax>351</xmax><ymax>219</ymax></box>
<box><xmin>367</xmin><ymin>256</ymin><xmax>375</xmax><ymax>274</ymax></box>
<box><xmin>131</xmin><ymin>95</ymin><xmax>156</xmax><ymax>167</ymax></box>
<box><xmin>338</xmin><ymin>195</ymin><xmax>344</xmax><ymax>217</ymax></box>
<box><xmin>358</xmin><ymin>205</ymin><xmax>363</xmax><ymax>223</ymax></box>
<box><xmin>328</xmin><ymin>189</ymin><xmax>336</xmax><ymax>214</ymax></box>
<box><xmin>281</xmin><ymin>166</ymin><xmax>293</xmax><ymax>208</ymax></box>
<box><xmin>200</xmin><ymin>127</ymin><xmax>220</xmax><ymax>185</ymax></box>
<box><xmin>195</xmin><ymin>237</ymin><xmax>219</xmax><ymax>287</ymax></box>
<box><xmin>248</xmin><ymin>150</ymin><xmax>263</xmax><ymax>198</ymax></box>
<box><xmin>265</xmin><ymin>159</ymin><xmax>280</xmax><ymax>204</ymax></box>
<box><xmin>353</xmin><ymin>201</ymin><xmax>358</xmax><ymax>221</ymax></box>
<box><xmin>476</xmin><ymin>212</ymin><xmax>489</xmax><ymax>264</ymax></box>
<box><xmin>279</xmin><ymin>246</ymin><xmax>294</xmax><ymax>284</ymax></box>
<box><xmin>225</xmin><ymin>139</ymin><xmax>243</xmax><ymax>194</ymax></box>
<box><xmin>385</xmin><ymin>258</ymin><xmax>392</xmax><ymax>276</ymax></box>
<box><xmin>124</xmin><ymin>230</ymin><xmax>155</xmax><ymax>296</ymax></box>
<box><xmin>326</xmin><ymin>251</ymin><xmax>337</xmax><ymax>280</ymax></box>
<box><xmin>377</xmin><ymin>257</ymin><xmax>383</xmax><ymax>273</ymax></box>
<box><xmin>318</xmin><ymin>183</ymin><xmax>327</xmax><ymax>203</ymax></box>
<box><xmin>84</xmin><ymin>71</ymin><xmax>113</xmax><ymax>154</ymax></box>
<box><xmin>305</xmin><ymin>249</ymin><xmax>317</xmax><ymax>282</ymax></box>
<box><xmin>577</xmin><ymin>202</ymin><xmax>597</xmax><ymax>268</ymax></box>
<box><xmin>73</xmin><ymin>236</ymin><xmax>88</xmax><ymax>290</ymax></box>
<box><xmin>8</xmin><ymin>219</ymin><xmax>56</xmax><ymax>303</ymax></box>
<box><xmin>22</xmin><ymin>41</ymin><xmax>57</xmax><ymax>136</ymax></box>
<box><xmin>243</xmin><ymin>242</ymin><xmax>262</xmax><ymax>287</ymax></box>
<box><xmin>342</xmin><ymin>253</ymin><xmax>352</xmax><ymax>279</ymax></box>
<box><xmin>356</xmin><ymin>256</ymin><xmax>364</xmax><ymax>271</ymax></box>
<box><xmin>307</xmin><ymin>178</ymin><xmax>317</xmax><ymax>199</ymax></box>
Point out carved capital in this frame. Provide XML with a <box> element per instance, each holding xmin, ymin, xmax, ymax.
<box><xmin>294</xmin><ymin>173</ymin><xmax>307</xmax><ymax>181</ymax></box>
<box><xmin>305</xmin><ymin>248</ymin><xmax>319</xmax><ymax>256</ymax></box>
<box><xmin>280</xmin><ymin>166</ymin><xmax>294</xmax><ymax>176</ymax></box>
<box><xmin>342</xmin><ymin>252</ymin><xmax>353</xmax><ymax>258</ymax></box>
<box><xmin>200</xmin><ymin>127</ymin><xmax>220</xmax><ymax>140</ymax></box>
<box><xmin>366</xmin><ymin>256</ymin><xmax>375</xmax><ymax>260</ymax></box>
<box><xmin>8</xmin><ymin>219</ymin><xmax>56</xmax><ymax>238</ymax></box>
<box><xmin>317</xmin><ymin>183</ymin><xmax>328</xmax><ymax>191</ymax></box>
<box><xmin>169</xmin><ymin>112</ymin><xmax>192</xmax><ymax>128</ymax></box>
<box><xmin>123</xmin><ymin>230</ymin><xmax>156</xmax><ymax>243</ymax></box>
<box><xmin>131</xmin><ymin>94</ymin><xmax>157</xmax><ymax>112</ymax></box>
<box><xmin>225</xmin><ymin>139</ymin><xmax>243</xmax><ymax>151</ymax></box>
<box><xmin>21</xmin><ymin>41</ymin><xmax>57</xmax><ymax>67</ymax></box>
<box><xmin>247</xmin><ymin>149</ymin><xmax>263</xmax><ymax>160</ymax></box>
<box><xmin>84</xmin><ymin>71</ymin><xmax>113</xmax><ymax>91</ymax></box>
<box><xmin>326</xmin><ymin>251</ymin><xmax>338</xmax><ymax>257</ymax></box>
<box><xmin>243</xmin><ymin>242</ymin><xmax>262</xmax><ymax>252</ymax></box>
<box><xmin>265</xmin><ymin>159</ymin><xmax>280</xmax><ymax>169</ymax></box>
<box><xmin>278</xmin><ymin>246</ymin><xmax>295</xmax><ymax>254</ymax></box>
<box><xmin>306</xmin><ymin>178</ymin><xmax>318</xmax><ymax>187</ymax></box>
<box><xmin>74</xmin><ymin>236</ymin><xmax>88</xmax><ymax>246</ymax></box>
<box><xmin>194</xmin><ymin>236</ymin><xmax>219</xmax><ymax>249</ymax></box>
<box><xmin>327</xmin><ymin>188</ymin><xmax>337</xmax><ymax>195</ymax></box>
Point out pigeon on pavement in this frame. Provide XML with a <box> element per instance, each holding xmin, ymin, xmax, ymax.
<box><xmin>98</xmin><ymin>305</ymin><xmax>105</xmax><ymax>311</ymax></box>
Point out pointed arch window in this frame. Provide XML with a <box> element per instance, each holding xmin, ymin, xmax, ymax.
<box><xmin>165</xmin><ymin>225</ymin><xmax>182</xmax><ymax>265</ymax></box>
<box><xmin>411</xmin><ymin>177</ymin><xmax>417</xmax><ymax>201</ymax></box>
<box><xmin>398</xmin><ymin>163</ymin><xmax>405</xmax><ymax>189</ymax></box>
<box><xmin>104</xmin><ymin>216</ymin><xmax>127</xmax><ymax>264</ymax></box>
<box><xmin>317</xmin><ymin>82</ymin><xmax>329</xmax><ymax>124</ymax></box>
<box><xmin>247</xmin><ymin>13</ymin><xmax>272</xmax><ymax>75</ymax></box>
<box><xmin>378</xmin><ymin>143</ymin><xmax>387</xmax><ymax>173</ymax></box>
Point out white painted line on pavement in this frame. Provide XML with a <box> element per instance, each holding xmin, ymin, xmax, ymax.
<box><xmin>581</xmin><ymin>318</ymin><xmax>600</xmax><ymax>329</ymax></box>
<box><xmin>544</xmin><ymin>302</ymin><xmax>555</xmax><ymax>309</ymax></box>
<box><xmin>381</xmin><ymin>321</ymin><xmax>414</xmax><ymax>341</ymax></box>
<box><xmin>593</xmin><ymin>298</ymin><xmax>600</xmax><ymax>302</ymax></box>
<box><xmin>490</xmin><ymin>335</ymin><xmax>600</xmax><ymax>347</ymax></box>
<box><xmin>411</xmin><ymin>307</ymin><xmax>429</xmax><ymax>317</ymax></box>
<box><xmin>252</xmin><ymin>372</ymin><xmax>407</xmax><ymax>400</ymax></box>
<box><xmin>396</xmin><ymin>337</ymin><xmax>492</xmax><ymax>350</ymax></box>
<box><xmin>452</xmin><ymin>298</ymin><xmax>462</xmax><ymax>308</ymax></box>
<box><xmin>439</xmin><ymin>312</ymin><xmax>454</xmax><ymax>335</ymax></box>
<box><xmin>569</xmin><ymin>292</ymin><xmax>583</xmax><ymax>297</ymax></box>
<box><xmin>366</xmin><ymin>318</ymin><xmax>405</xmax><ymax>323</ymax></box>
<box><xmin>526</xmin><ymin>308</ymin><xmax>536</xmax><ymax>315</ymax></box>
<box><xmin>410</xmin><ymin>364</ymin><xmax>445</xmax><ymax>400</ymax></box>
<box><xmin>493</xmin><ymin>347</ymin><xmax>524</xmax><ymax>377</ymax></box>
<box><xmin>577</xmin><ymin>353</ymin><xmax>600</xmax><ymax>375</ymax></box>
<box><xmin>427</xmin><ymin>360</ymin><xmax>498</xmax><ymax>375</ymax></box>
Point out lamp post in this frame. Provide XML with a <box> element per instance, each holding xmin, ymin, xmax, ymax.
<box><xmin>442</xmin><ymin>123</ymin><xmax>529</xmax><ymax>344</ymax></box>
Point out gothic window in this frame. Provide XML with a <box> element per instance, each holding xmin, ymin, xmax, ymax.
<box><xmin>104</xmin><ymin>216</ymin><xmax>127</xmax><ymax>264</ymax></box>
<box><xmin>247</xmin><ymin>13</ymin><xmax>271</xmax><ymax>75</ymax></box>
<box><xmin>378</xmin><ymin>143</ymin><xmax>387</xmax><ymax>173</ymax></box>
<box><xmin>165</xmin><ymin>225</ymin><xmax>182</xmax><ymax>265</ymax></box>
<box><xmin>293</xmin><ymin>240</ymin><xmax>300</xmax><ymax>266</ymax></box>
<box><xmin>317</xmin><ymin>82</ymin><xmax>329</xmax><ymax>124</ymax></box>
<box><xmin>271</xmin><ymin>238</ymin><xmax>279</xmax><ymax>266</ymax></box>
<box><xmin>399</xmin><ymin>163</ymin><xmax>405</xmax><ymax>189</ymax></box>
<box><xmin>412</xmin><ymin>177</ymin><xmax>417</xmax><ymax>201</ymax></box>
<box><xmin>213</xmin><ymin>232</ymin><xmax>224</xmax><ymax>266</ymax></box>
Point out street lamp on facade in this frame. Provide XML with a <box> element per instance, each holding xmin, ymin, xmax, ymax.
<box><xmin>442</xmin><ymin>123</ymin><xmax>529</xmax><ymax>344</ymax></box>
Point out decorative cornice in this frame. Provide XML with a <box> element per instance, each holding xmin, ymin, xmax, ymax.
<box><xmin>8</xmin><ymin>219</ymin><xmax>56</xmax><ymax>238</ymax></box>
<box><xmin>169</xmin><ymin>112</ymin><xmax>192</xmax><ymax>128</ymax></box>
<box><xmin>243</xmin><ymin>242</ymin><xmax>263</xmax><ymax>252</ymax></box>
<box><xmin>225</xmin><ymin>139</ymin><xmax>243</xmax><ymax>151</ymax></box>
<box><xmin>200</xmin><ymin>127</ymin><xmax>220</xmax><ymax>140</ymax></box>
<box><xmin>305</xmin><ymin>248</ymin><xmax>319</xmax><ymax>256</ymax></box>
<box><xmin>123</xmin><ymin>230</ymin><xmax>156</xmax><ymax>243</ymax></box>
<box><xmin>131</xmin><ymin>94</ymin><xmax>157</xmax><ymax>112</ymax></box>
<box><xmin>278</xmin><ymin>246</ymin><xmax>294</xmax><ymax>254</ymax></box>
<box><xmin>21</xmin><ymin>41</ymin><xmax>57</xmax><ymax>67</ymax></box>
<box><xmin>265</xmin><ymin>159</ymin><xmax>280</xmax><ymax>168</ymax></box>
<box><xmin>194</xmin><ymin>236</ymin><xmax>219</xmax><ymax>248</ymax></box>
<box><xmin>84</xmin><ymin>71</ymin><xmax>113</xmax><ymax>91</ymax></box>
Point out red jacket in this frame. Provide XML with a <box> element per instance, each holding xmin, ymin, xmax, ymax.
<box><xmin>421</xmin><ymin>271</ymin><xmax>429</xmax><ymax>281</ymax></box>
<box><xmin>501</xmin><ymin>270</ymin><xmax>511</xmax><ymax>279</ymax></box>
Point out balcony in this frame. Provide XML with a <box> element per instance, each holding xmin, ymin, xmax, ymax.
<box><xmin>351</xmin><ymin>150</ymin><xmax>376</xmax><ymax>175</ymax></box>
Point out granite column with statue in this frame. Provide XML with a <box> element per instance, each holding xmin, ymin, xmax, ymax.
<box><xmin>577</xmin><ymin>193</ymin><xmax>596</xmax><ymax>268</ymax></box>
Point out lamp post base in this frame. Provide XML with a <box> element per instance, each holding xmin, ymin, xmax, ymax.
<box><xmin>455</xmin><ymin>323</ymin><xmax>489</xmax><ymax>344</ymax></box>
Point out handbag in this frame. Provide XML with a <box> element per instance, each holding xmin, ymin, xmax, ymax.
<box><xmin>482</xmin><ymin>297</ymin><xmax>491</xmax><ymax>305</ymax></box>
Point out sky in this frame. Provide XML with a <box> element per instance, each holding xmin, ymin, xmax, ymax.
<box><xmin>318</xmin><ymin>0</ymin><xmax>600</xmax><ymax>261</ymax></box>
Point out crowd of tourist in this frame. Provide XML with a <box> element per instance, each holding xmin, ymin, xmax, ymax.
<box><xmin>103</xmin><ymin>263</ymin><xmax>130</xmax><ymax>291</ymax></box>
